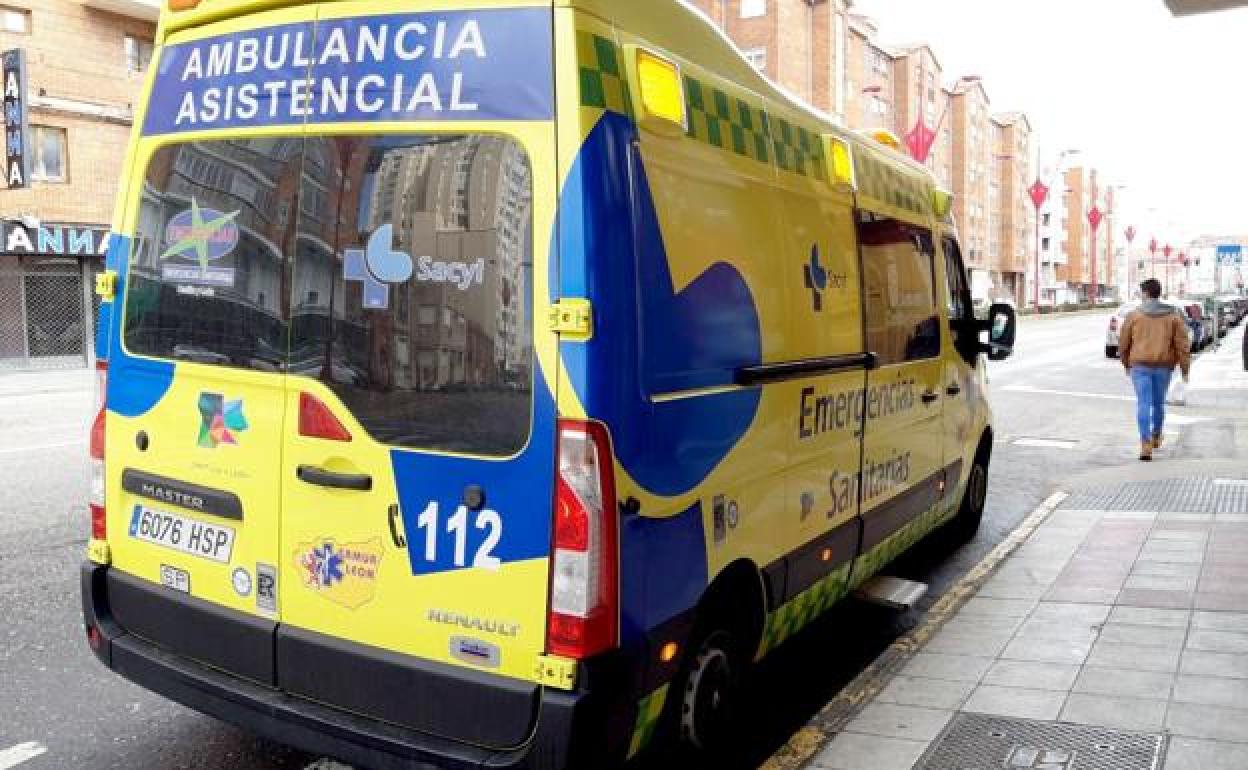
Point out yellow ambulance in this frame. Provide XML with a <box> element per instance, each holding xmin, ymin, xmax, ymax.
<box><xmin>82</xmin><ymin>0</ymin><xmax>1017</xmax><ymax>767</ymax></box>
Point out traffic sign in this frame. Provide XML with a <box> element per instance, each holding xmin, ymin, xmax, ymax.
<box><xmin>1217</xmin><ymin>244</ymin><xmax>1243</xmax><ymax>266</ymax></box>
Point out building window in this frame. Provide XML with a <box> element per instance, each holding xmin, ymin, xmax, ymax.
<box><xmin>740</xmin><ymin>0</ymin><xmax>766</xmax><ymax>18</ymax></box>
<box><xmin>30</xmin><ymin>126</ymin><xmax>67</xmax><ymax>183</ymax></box>
<box><xmin>125</xmin><ymin>35</ymin><xmax>154</xmax><ymax>73</ymax></box>
<box><xmin>743</xmin><ymin>47</ymin><xmax>767</xmax><ymax>71</ymax></box>
<box><xmin>0</xmin><ymin>5</ymin><xmax>29</xmax><ymax>34</ymax></box>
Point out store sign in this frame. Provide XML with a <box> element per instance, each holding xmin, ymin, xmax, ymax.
<box><xmin>1</xmin><ymin>222</ymin><xmax>110</xmax><ymax>256</ymax></box>
<box><xmin>3</xmin><ymin>49</ymin><xmax>29</xmax><ymax>189</ymax></box>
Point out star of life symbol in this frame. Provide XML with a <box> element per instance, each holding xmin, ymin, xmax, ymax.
<box><xmin>344</xmin><ymin>225</ymin><xmax>413</xmax><ymax>310</ymax></box>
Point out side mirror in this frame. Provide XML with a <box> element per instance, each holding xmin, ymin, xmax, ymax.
<box><xmin>981</xmin><ymin>302</ymin><xmax>1017</xmax><ymax>361</ymax></box>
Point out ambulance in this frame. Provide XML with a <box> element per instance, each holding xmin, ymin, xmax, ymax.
<box><xmin>81</xmin><ymin>0</ymin><xmax>1017</xmax><ymax>767</ymax></box>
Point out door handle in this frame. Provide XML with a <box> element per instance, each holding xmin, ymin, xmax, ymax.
<box><xmin>297</xmin><ymin>465</ymin><xmax>373</xmax><ymax>491</ymax></box>
<box><xmin>387</xmin><ymin>504</ymin><xmax>407</xmax><ymax>548</ymax></box>
<box><xmin>921</xmin><ymin>390</ymin><xmax>940</xmax><ymax>404</ymax></box>
<box><xmin>946</xmin><ymin>383</ymin><xmax>962</xmax><ymax>396</ymax></box>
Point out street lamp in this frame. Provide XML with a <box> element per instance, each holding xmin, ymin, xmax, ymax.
<box><xmin>1163</xmin><ymin>244</ymin><xmax>1173</xmax><ymax>291</ymax></box>
<box><xmin>1149</xmin><ymin>237</ymin><xmax>1158</xmax><ymax>279</ymax></box>
<box><xmin>904</xmin><ymin>75</ymin><xmax>981</xmax><ymax>163</ymax></box>
<box><xmin>1087</xmin><ymin>204</ymin><xmax>1104</xmax><ymax>304</ymax></box>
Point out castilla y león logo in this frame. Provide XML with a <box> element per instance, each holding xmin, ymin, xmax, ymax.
<box><xmin>197</xmin><ymin>392</ymin><xmax>248</xmax><ymax>448</ymax></box>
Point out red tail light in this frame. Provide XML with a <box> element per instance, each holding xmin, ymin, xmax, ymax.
<box><xmin>299</xmin><ymin>392</ymin><xmax>352</xmax><ymax>442</ymax></box>
<box><xmin>89</xmin><ymin>361</ymin><xmax>107</xmax><ymax>540</ymax></box>
<box><xmin>547</xmin><ymin>419</ymin><xmax>619</xmax><ymax>659</ymax></box>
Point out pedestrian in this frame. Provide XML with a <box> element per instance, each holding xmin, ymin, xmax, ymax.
<box><xmin>1119</xmin><ymin>278</ymin><xmax>1192</xmax><ymax>461</ymax></box>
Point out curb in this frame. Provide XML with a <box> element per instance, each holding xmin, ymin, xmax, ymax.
<box><xmin>759</xmin><ymin>490</ymin><xmax>1070</xmax><ymax>770</ymax></box>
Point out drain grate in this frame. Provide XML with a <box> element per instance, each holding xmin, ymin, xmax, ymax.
<box><xmin>1060</xmin><ymin>477</ymin><xmax>1248</xmax><ymax>515</ymax></box>
<box><xmin>915</xmin><ymin>713</ymin><xmax>1166</xmax><ymax>770</ymax></box>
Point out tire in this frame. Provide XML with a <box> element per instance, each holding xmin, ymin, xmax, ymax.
<box><xmin>947</xmin><ymin>446</ymin><xmax>989</xmax><ymax>543</ymax></box>
<box><xmin>673</xmin><ymin>626</ymin><xmax>744</xmax><ymax>761</ymax></box>
<box><xmin>1105</xmin><ymin>345</ymin><xmax>1118</xmax><ymax>358</ymax></box>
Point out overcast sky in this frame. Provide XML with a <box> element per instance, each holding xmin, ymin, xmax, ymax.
<box><xmin>854</xmin><ymin>0</ymin><xmax>1248</xmax><ymax>243</ymax></box>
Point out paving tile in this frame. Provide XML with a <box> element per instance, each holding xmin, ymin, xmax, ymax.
<box><xmin>843</xmin><ymin>702</ymin><xmax>952</xmax><ymax>742</ymax></box>
<box><xmin>1041</xmin><ymin>584</ymin><xmax>1120</xmax><ymax>604</ymax></box>
<box><xmin>1180</xmin><ymin>649</ymin><xmax>1248</xmax><ymax>679</ymax></box>
<box><xmin>1173</xmin><ymin>674</ymin><xmax>1248</xmax><ymax>709</ymax></box>
<box><xmin>938</xmin><ymin>614</ymin><xmax>1025</xmax><ymax>637</ymax></box>
<box><xmin>900</xmin><ymin>653</ymin><xmax>994</xmax><ymax>683</ymax></box>
<box><xmin>924</xmin><ymin>628</ymin><xmax>1013</xmax><ymax>657</ymax></box>
<box><xmin>1148</xmin><ymin>529</ymin><xmax>1208</xmax><ymax>541</ymax></box>
<box><xmin>1116</xmin><ymin>588</ymin><xmax>1194</xmax><ymax>609</ymax></box>
<box><xmin>962</xmin><ymin>685</ymin><xmax>1065</xmax><ymax>720</ymax></box>
<box><xmin>1072</xmin><ymin>666</ymin><xmax>1174</xmax><ymax>700</ymax></box>
<box><xmin>959</xmin><ymin>597</ymin><xmax>1036</xmax><ymax>618</ymax></box>
<box><xmin>1123</xmin><ymin>574</ymin><xmax>1198</xmax><ymax>592</ymax></box>
<box><xmin>1001</xmin><ymin>635</ymin><xmax>1094</xmax><ymax>666</ymax></box>
<box><xmin>1135</xmin><ymin>550</ymin><xmax>1204</xmax><ymax>565</ymax></box>
<box><xmin>875</xmin><ymin>675</ymin><xmax>975</xmax><ymax>710</ymax></box>
<box><xmin>811</xmin><ymin>731</ymin><xmax>929</xmax><ymax>770</ymax></box>
<box><xmin>1201</xmin><ymin>563</ymin><xmax>1248</xmax><ymax>580</ymax></box>
<box><xmin>982</xmin><ymin>660</ymin><xmax>1079</xmax><ymax>691</ymax></box>
<box><xmin>975</xmin><ymin>579</ymin><xmax>1050</xmax><ymax>601</ymax></box>
<box><xmin>1192</xmin><ymin>611</ymin><xmax>1248</xmax><ymax>633</ymax></box>
<box><xmin>1159</xmin><ymin>512</ymin><xmax>1215</xmax><ymax>522</ymax></box>
<box><xmin>1155</xmin><ymin>520</ymin><xmax>1214</xmax><ymax>532</ymax></box>
<box><xmin>1134</xmin><ymin>560</ymin><xmax>1203</xmax><ymax>578</ymax></box>
<box><xmin>1167</xmin><ymin>702</ymin><xmax>1248</xmax><ymax>742</ymax></box>
<box><xmin>1060</xmin><ymin>693</ymin><xmax>1167</xmax><ymax>731</ymax></box>
<box><xmin>1195</xmin><ymin>592</ymin><xmax>1248</xmax><ymax>611</ymax></box>
<box><xmin>1014</xmin><ymin>618</ymin><xmax>1101</xmax><ymax>642</ymax></box>
<box><xmin>1027</xmin><ymin>602</ymin><xmax>1112</xmax><ymax>625</ymax></box>
<box><xmin>1086</xmin><ymin>640</ymin><xmax>1181</xmax><ymax>672</ymax></box>
<box><xmin>1197</xmin><ymin>578</ymin><xmax>1248</xmax><ymax>595</ymax></box>
<box><xmin>1107</xmin><ymin>606</ymin><xmax>1191</xmax><ymax>628</ymax></box>
<box><xmin>1165</xmin><ymin>737</ymin><xmax>1248</xmax><ymax>770</ymax></box>
<box><xmin>1096</xmin><ymin>622</ymin><xmax>1186</xmax><ymax>650</ymax></box>
<box><xmin>1187</xmin><ymin>629</ymin><xmax>1248</xmax><ymax>654</ymax></box>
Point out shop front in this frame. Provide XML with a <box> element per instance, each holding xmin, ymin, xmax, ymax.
<box><xmin>0</xmin><ymin>221</ymin><xmax>108</xmax><ymax>370</ymax></box>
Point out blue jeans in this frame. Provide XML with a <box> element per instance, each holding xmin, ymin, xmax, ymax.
<box><xmin>1130</xmin><ymin>366</ymin><xmax>1173</xmax><ymax>442</ymax></box>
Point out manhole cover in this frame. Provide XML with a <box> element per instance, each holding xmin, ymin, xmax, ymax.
<box><xmin>915</xmin><ymin>713</ymin><xmax>1166</xmax><ymax>770</ymax></box>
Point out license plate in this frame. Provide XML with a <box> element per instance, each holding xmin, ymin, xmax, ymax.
<box><xmin>159</xmin><ymin>564</ymin><xmax>191</xmax><ymax>593</ymax></box>
<box><xmin>129</xmin><ymin>504</ymin><xmax>236</xmax><ymax>563</ymax></box>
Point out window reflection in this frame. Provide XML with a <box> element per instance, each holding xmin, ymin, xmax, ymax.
<box><xmin>860</xmin><ymin>215</ymin><xmax>940</xmax><ymax>365</ymax></box>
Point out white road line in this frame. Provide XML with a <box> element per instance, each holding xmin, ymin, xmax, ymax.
<box><xmin>1001</xmin><ymin>384</ymin><xmax>1133</xmax><ymax>402</ymax></box>
<box><xmin>303</xmin><ymin>760</ymin><xmax>354</xmax><ymax>770</ymax></box>
<box><xmin>0</xmin><ymin>742</ymin><xmax>47</xmax><ymax>769</ymax></box>
<box><xmin>0</xmin><ymin>440</ymin><xmax>85</xmax><ymax>456</ymax></box>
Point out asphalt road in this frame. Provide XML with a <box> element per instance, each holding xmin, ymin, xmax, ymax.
<box><xmin>1</xmin><ymin>311</ymin><xmax>1240</xmax><ymax>770</ymax></box>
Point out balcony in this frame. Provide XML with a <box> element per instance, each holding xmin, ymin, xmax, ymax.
<box><xmin>76</xmin><ymin>0</ymin><xmax>159</xmax><ymax>21</ymax></box>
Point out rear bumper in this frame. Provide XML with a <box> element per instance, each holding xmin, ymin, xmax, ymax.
<box><xmin>81</xmin><ymin>563</ymin><xmax>630</xmax><ymax>770</ymax></box>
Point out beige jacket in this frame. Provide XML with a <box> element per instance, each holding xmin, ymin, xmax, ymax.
<box><xmin>1120</xmin><ymin>301</ymin><xmax>1192</xmax><ymax>378</ymax></box>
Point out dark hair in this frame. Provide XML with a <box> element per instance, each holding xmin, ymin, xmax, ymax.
<box><xmin>1140</xmin><ymin>278</ymin><xmax>1162</xmax><ymax>299</ymax></box>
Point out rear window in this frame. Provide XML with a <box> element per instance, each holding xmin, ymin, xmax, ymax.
<box><xmin>124</xmin><ymin>134</ymin><xmax>535</xmax><ymax>456</ymax></box>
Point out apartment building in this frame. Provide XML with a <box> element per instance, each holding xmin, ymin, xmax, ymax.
<box><xmin>993</xmin><ymin>113</ymin><xmax>1033</xmax><ymax>305</ymax></box>
<box><xmin>686</xmin><ymin>0</ymin><xmax>854</xmax><ymax>121</ymax></box>
<box><xmin>0</xmin><ymin>0</ymin><xmax>158</xmax><ymax>369</ymax></box>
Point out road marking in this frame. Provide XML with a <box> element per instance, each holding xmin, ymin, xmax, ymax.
<box><xmin>1012</xmin><ymin>438</ymin><xmax>1080</xmax><ymax>449</ymax></box>
<box><xmin>304</xmin><ymin>760</ymin><xmax>354</xmax><ymax>770</ymax></box>
<box><xmin>1000</xmin><ymin>384</ymin><xmax>1132</xmax><ymax>402</ymax></box>
<box><xmin>0</xmin><ymin>743</ymin><xmax>47</xmax><ymax>769</ymax></box>
<box><xmin>0</xmin><ymin>440</ymin><xmax>84</xmax><ymax>456</ymax></box>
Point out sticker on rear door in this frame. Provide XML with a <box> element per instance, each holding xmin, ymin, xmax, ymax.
<box><xmin>295</xmin><ymin>538</ymin><xmax>384</xmax><ymax>609</ymax></box>
<box><xmin>129</xmin><ymin>504</ymin><xmax>236</xmax><ymax>563</ymax></box>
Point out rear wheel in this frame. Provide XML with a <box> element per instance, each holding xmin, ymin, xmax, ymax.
<box><xmin>1105</xmin><ymin>345</ymin><xmax>1118</xmax><ymax>358</ymax></box>
<box><xmin>679</xmin><ymin>630</ymin><xmax>739</xmax><ymax>753</ymax></box>
<box><xmin>947</xmin><ymin>446</ymin><xmax>989</xmax><ymax>543</ymax></box>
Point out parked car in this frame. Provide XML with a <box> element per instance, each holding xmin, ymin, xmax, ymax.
<box><xmin>1106</xmin><ymin>302</ymin><xmax>1137</xmax><ymax>358</ymax></box>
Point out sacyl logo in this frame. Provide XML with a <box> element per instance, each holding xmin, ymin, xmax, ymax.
<box><xmin>344</xmin><ymin>225</ymin><xmax>413</xmax><ymax>310</ymax></box>
<box><xmin>345</xmin><ymin>225</ymin><xmax>486</xmax><ymax>310</ymax></box>
<box><xmin>804</xmin><ymin>244</ymin><xmax>829</xmax><ymax>311</ymax></box>
<box><xmin>802</xmin><ymin>243</ymin><xmax>848</xmax><ymax>312</ymax></box>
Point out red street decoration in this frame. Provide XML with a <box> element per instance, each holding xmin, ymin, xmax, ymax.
<box><xmin>1028</xmin><ymin>179</ymin><xmax>1049</xmax><ymax>210</ymax></box>
<box><xmin>1087</xmin><ymin>205</ymin><xmax>1103</xmax><ymax>230</ymax></box>
<box><xmin>1180</xmin><ymin>251</ymin><xmax>1188</xmax><ymax>266</ymax></box>
<box><xmin>1149</xmin><ymin>238</ymin><xmax>1158</xmax><ymax>255</ymax></box>
<box><xmin>1164</xmin><ymin>244</ymin><xmax>1173</xmax><ymax>259</ymax></box>
<box><xmin>1125</xmin><ymin>225</ymin><xmax>1137</xmax><ymax>243</ymax></box>
<box><xmin>905</xmin><ymin>118</ymin><xmax>937</xmax><ymax>164</ymax></box>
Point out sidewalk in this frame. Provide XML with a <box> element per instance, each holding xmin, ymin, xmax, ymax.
<box><xmin>0</xmin><ymin>366</ymin><xmax>92</xmax><ymax>398</ymax></box>
<box><xmin>778</xmin><ymin>475</ymin><xmax>1248</xmax><ymax>770</ymax></box>
<box><xmin>1186</xmin><ymin>323</ymin><xmax>1248</xmax><ymax>411</ymax></box>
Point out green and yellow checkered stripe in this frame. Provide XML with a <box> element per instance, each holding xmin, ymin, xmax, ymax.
<box><xmin>626</xmin><ymin>683</ymin><xmax>671</xmax><ymax>759</ymax></box>
<box><xmin>577</xmin><ymin>31</ymin><xmax>633</xmax><ymax>118</ymax></box>
<box><xmin>755</xmin><ymin>564</ymin><xmax>851</xmax><ymax>660</ymax></box>
<box><xmin>850</xmin><ymin>503</ymin><xmax>955</xmax><ymax>591</ymax></box>
<box><xmin>853</xmin><ymin>149</ymin><xmax>932</xmax><ymax>219</ymax></box>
